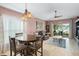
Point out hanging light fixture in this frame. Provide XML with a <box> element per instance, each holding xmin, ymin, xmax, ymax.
<box><xmin>21</xmin><ymin>9</ymin><xmax>32</xmax><ymax>20</ymax></box>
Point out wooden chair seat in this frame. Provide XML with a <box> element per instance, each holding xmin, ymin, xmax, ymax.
<box><xmin>16</xmin><ymin>44</ymin><xmax>27</xmax><ymax>52</ymax></box>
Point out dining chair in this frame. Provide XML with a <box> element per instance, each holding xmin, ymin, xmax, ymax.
<box><xmin>9</xmin><ymin>36</ymin><xmax>27</xmax><ymax>56</ymax></box>
<box><xmin>37</xmin><ymin>31</ymin><xmax>49</xmax><ymax>40</ymax></box>
<box><xmin>28</xmin><ymin>35</ymin><xmax>43</xmax><ymax>56</ymax></box>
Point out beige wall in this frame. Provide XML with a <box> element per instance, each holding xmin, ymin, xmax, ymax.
<box><xmin>26</xmin><ymin>17</ymin><xmax>45</xmax><ymax>35</ymax></box>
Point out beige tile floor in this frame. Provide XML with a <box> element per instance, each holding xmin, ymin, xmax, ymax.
<box><xmin>1</xmin><ymin>37</ymin><xmax>79</xmax><ymax>56</ymax></box>
<box><xmin>43</xmin><ymin>37</ymin><xmax>79</xmax><ymax>56</ymax></box>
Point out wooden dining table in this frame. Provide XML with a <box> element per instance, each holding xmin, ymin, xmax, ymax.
<box><xmin>16</xmin><ymin>35</ymin><xmax>41</xmax><ymax>56</ymax></box>
<box><xmin>16</xmin><ymin>35</ymin><xmax>41</xmax><ymax>43</ymax></box>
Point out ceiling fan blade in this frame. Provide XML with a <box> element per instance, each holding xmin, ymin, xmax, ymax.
<box><xmin>54</xmin><ymin>15</ymin><xmax>62</xmax><ymax>18</ymax></box>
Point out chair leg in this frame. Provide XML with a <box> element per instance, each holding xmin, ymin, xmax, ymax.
<box><xmin>41</xmin><ymin>52</ymin><xmax>43</xmax><ymax>56</ymax></box>
<box><xmin>25</xmin><ymin>49</ymin><xmax>27</xmax><ymax>56</ymax></box>
<box><xmin>10</xmin><ymin>50</ymin><xmax>12</xmax><ymax>56</ymax></box>
<box><xmin>22</xmin><ymin>50</ymin><xmax>26</xmax><ymax>56</ymax></box>
<box><xmin>41</xmin><ymin>48</ymin><xmax>43</xmax><ymax>56</ymax></box>
<box><xmin>35</xmin><ymin>50</ymin><xmax>37</xmax><ymax>56</ymax></box>
<box><xmin>20</xmin><ymin>50</ymin><xmax>23</xmax><ymax>56</ymax></box>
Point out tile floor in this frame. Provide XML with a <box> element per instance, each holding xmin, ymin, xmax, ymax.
<box><xmin>44</xmin><ymin>37</ymin><xmax>79</xmax><ymax>56</ymax></box>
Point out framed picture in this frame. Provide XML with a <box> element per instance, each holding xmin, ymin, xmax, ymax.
<box><xmin>36</xmin><ymin>21</ymin><xmax>43</xmax><ymax>31</ymax></box>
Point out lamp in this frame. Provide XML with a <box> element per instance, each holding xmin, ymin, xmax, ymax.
<box><xmin>21</xmin><ymin>9</ymin><xmax>32</xmax><ymax>20</ymax></box>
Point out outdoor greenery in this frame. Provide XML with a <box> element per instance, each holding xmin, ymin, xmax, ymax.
<box><xmin>53</xmin><ymin>24</ymin><xmax>70</xmax><ymax>37</ymax></box>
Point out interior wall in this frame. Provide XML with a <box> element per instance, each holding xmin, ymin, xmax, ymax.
<box><xmin>26</xmin><ymin>17</ymin><xmax>45</xmax><ymax>35</ymax></box>
<box><xmin>0</xmin><ymin>6</ymin><xmax>22</xmax><ymax>17</ymax></box>
<box><xmin>71</xmin><ymin>17</ymin><xmax>78</xmax><ymax>39</ymax></box>
<box><xmin>26</xmin><ymin>18</ymin><xmax>36</xmax><ymax>35</ymax></box>
<box><xmin>50</xmin><ymin>23</ymin><xmax>54</xmax><ymax>36</ymax></box>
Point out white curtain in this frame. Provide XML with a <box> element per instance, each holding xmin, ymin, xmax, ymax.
<box><xmin>2</xmin><ymin>14</ymin><xmax>24</xmax><ymax>52</ymax></box>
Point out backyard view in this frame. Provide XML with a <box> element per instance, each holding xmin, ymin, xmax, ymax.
<box><xmin>53</xmin><ymin>24</ymin><xmax>70</xmax><ymax>37</ymax></box>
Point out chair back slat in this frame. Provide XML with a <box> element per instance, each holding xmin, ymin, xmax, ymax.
<box><xmin>34</xmin><ymin>36</ymin><xmax>43</xmax><ymax>49</ymax></box>
<box><xmin>9</xmin><ymin>36</ymin><xmax>16</xmax><ymax>52</ymax></box>
<box><xmin>15</xmin><ymin>33</ymin><xmax>23</xmax><ymax>37</ymax></box>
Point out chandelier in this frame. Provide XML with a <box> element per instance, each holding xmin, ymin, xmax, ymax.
<box><xmin>21</xmin><ymin>9</ymin><xmax>32</xmax><ymax>20</ymax></box>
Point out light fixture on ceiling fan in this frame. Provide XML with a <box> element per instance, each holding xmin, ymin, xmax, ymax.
<box><xmin>54</xmin><ymin>10</ymin><xmax>62</xmax><ymax>18</ymax></box>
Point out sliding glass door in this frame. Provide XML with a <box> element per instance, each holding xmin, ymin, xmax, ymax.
<box><xmin>52</xmin><ymin>23</ymin><xmax>70</xmax><ymax>37</ymax></box>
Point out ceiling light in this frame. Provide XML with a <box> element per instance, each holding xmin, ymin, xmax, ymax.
<box><xmin>21</xmin><ymin>9</ymin><xmax>32</xmax><ymax>20</ymax></box>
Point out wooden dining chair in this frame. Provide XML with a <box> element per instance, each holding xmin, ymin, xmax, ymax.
<box><xmin>28</xmin><ymin>35</ymin><xmax>43</xmax><ymax>56</ymax></box>
<box><xmin>9</xmin><ymin>36</ymin><xmax>27</xmax><ymax>56</ymax></box>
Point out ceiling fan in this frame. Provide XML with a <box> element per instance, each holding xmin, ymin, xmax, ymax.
<box><xmin>54</xmin><ymin>10</ymin><xmax>62</xmax><ymax>18</ymax></box>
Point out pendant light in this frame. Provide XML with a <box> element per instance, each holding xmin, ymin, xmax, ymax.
<box><xmin>21</xmin><ymin>9</ymin><xmax>32</xmax><ymax>20</ymax></box>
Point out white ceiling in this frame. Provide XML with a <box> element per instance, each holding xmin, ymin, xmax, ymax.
<box><xmin>27</xmin><ymin>3</ymin><xmax>79</xmax><ymax>20</ymax></box>
<box><xmin>0</xmin><ymin>3</ymin><xmax>25</xmax><ymax>13</ymax></box>
<box><xmin>0</xmin><ymin>3</ymin><xmax>79</xmax><ymax>20</ymax></box>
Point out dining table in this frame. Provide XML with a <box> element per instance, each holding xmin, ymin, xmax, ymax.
<box><xmin>16</xmin><ymin>35</ymin><xmax>41</xmax><ymax>56</ymax></box>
